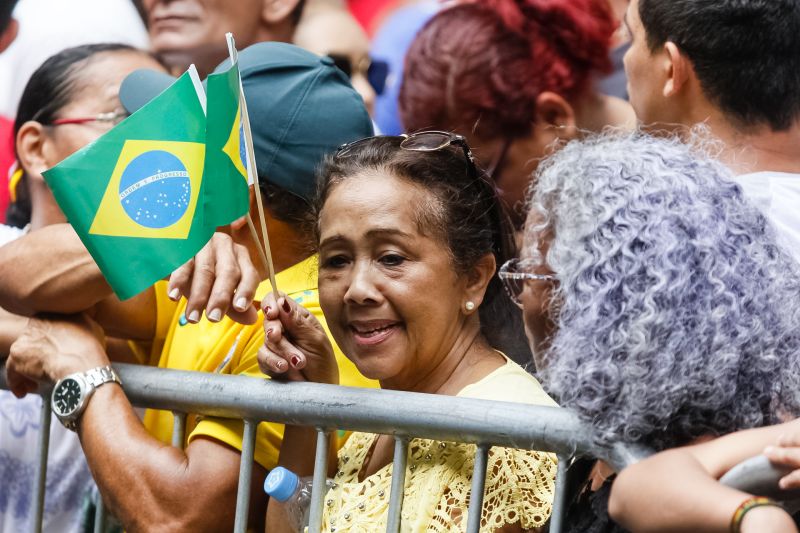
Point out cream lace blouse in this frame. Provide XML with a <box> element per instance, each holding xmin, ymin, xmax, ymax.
<box><xmin>321</xmin><ymin>359</ymin><xmax>559</xmax><ymax>532</ymax></box>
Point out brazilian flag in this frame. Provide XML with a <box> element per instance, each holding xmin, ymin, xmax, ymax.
<box><xmin>44</xmin><ymin>70</ymin><xmax>215</xmax><ymax>300</ymax></box>
<box><xmin>203</xmin><ymin>60</ymin><xmax>250</xmax><ymax>227</ymax></box>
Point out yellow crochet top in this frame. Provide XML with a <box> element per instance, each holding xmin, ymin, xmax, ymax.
<box><xmin>321</xmin><ymin>358</ymin><xmax>559</xmax><ymax>532</ymax></box>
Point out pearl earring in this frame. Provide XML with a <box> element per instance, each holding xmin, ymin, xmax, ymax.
<box><xmin>465</xmin><ymin>301</ymin><xmax>476</xmax><ymax>312</ymax></box>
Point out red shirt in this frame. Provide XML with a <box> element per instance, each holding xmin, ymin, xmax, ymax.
<box><xmin>0</xmin><ymin>116</ymin><xmax>14</xmax><ymax>223</ymax></box>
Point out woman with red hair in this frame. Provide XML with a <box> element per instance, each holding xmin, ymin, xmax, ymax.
<box><xmin>400</xmin><ymin>0</ymin><xmax>633</xmax><ymax>226</ymax></box>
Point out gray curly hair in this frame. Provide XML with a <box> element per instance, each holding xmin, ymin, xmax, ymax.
<box><xmin>525</xmin><ymin>131</ymin><xmax>800</xmax><ymax>451</ymax></box>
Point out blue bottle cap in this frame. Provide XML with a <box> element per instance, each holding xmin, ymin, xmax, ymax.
<box><xmin>264</xmin><ymin>466</ymin><xmax>300</xmax><ymax>502</ymax></box>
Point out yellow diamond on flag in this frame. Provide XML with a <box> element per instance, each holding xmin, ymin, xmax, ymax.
<box><xmin>89</xmin><ymin>139</ymin><xmax>206</xmax><ymax>239</ymax></box>
<box><xmin>221</xmin><ymin>103</ymin><xmax>248</xmax><ymax>182</ymax></box>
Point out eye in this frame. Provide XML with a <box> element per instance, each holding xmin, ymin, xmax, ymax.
<box><xmin>321</xmin><ymin>254</ymin><xmax>350</xmax><ymax>269</ymax></box>
<box><xmin>379</xmin><ymin>253</ymin><xmax>406</xmax><ymax>267</ymax></box>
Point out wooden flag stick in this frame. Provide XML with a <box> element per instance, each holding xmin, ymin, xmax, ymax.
<box><xmin>226</xmin><ymin>33</ymin><xmax>279</xmax><ymax>295</ymax></box>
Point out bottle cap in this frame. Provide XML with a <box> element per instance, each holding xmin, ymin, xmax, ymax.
<box><xmin>264</xmin><ymin>466</ymin><xmax>300</xmax><ymax>502</ymax></box>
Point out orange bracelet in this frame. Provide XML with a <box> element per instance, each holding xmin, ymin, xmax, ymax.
<box><xmin>730</xmin><ymin>496</ymin><xmax>783</xmax><ymax>532</ymax></box>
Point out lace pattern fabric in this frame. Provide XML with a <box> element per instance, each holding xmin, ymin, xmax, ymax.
<box><xmin>322</xmin><ymin>431</ymin><xmax>557</xmax><ymax>532</ymax></box>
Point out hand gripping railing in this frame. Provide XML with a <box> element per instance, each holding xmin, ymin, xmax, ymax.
<box><xmin>0</xmin><ymin>361</ymin><xmax>648</xmax><ymax>533</ymax></box>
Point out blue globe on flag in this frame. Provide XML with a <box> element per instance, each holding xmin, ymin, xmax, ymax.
<box><xmin>118</xmin><ymin>150</ymin><xmax>191</xmax><ymax>229</ymax></box>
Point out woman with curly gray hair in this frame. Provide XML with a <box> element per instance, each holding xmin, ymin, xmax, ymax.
<box><xmin>504</xmin><ymin>131</ymin><xmax>800</xmax><ymax>531</ymax></box>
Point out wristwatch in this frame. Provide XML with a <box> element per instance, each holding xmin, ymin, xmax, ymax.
<box><xmin>51</xmin><ymin>365</ymin><xmax>122</xmax><ymax>431</ymax></box>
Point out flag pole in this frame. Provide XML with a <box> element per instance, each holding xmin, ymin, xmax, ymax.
<box><xmin>226</xmin><ymin>33</ymin><xmax>279</xmax><ymax>295</ymax></box>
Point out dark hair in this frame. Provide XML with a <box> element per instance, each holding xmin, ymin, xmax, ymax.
<box><xmin>259</xmin><ymin>179</ymin><xmax>313</xmax><ymax>228</ymax></box>
<box><xmin>314</xmin><ymin>136</ymin><xmax>531</xmax><ymax>361</ymax></box>
<box><xmin>400</xmin><ymin>0</ymin><xmax>614</xmax><ymax>138</ymax></box>
<box><xmin>0</xmin><ymin>0</ymin><xmax>17</xmax><ymax>33</ymax></box>
<box><xmin>638</xmin><ymin>0</ymin><xmax>800</xmax><ymax>132</ymax></box>
<box><xmin>7</xmin><ymin>43</ymin><xmax>143</xmax><ymax>227</ymax></box>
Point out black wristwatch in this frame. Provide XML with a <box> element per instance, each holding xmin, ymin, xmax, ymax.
<box><xmin>51</xmin><ymin>365</ymin><xmax>122</xmax><ymax>431</ymax></box>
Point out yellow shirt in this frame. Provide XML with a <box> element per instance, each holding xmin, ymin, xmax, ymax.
<box><xmin>322</xmin><ymin>359</ymin><xmax>558</xmax><ymax>532</ymax></box>
<box><xmin>142</xmin><ymin>256</ymin><xmax>378</xmax><ymax>470</ymax></box>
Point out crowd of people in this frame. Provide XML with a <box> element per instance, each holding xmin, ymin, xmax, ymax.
<box><xmin>0</xmin><ymin>0</ymin><xmax>799</xmax><ymax>532</ymax></box>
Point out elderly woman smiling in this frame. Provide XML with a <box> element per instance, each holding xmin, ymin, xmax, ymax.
<box><xmin>507</xmin><ymin>132</ymin><xmax>800</xmax><ymax>531</ymax></box>
<box><xmin>259</xmin><ymin>132</ymin><xmax>558</xmax><ymax>532</ymax></box>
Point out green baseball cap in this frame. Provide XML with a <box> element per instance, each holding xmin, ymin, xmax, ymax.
<box><xmin>120</xmin><ymin>42</ymin><xmax>373</xmax><ymax>200</ymax></box>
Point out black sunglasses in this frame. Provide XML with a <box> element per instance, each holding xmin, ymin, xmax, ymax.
<box><xmin>327</xmin><ymin>54</ymin><xmax>390</xmax><ymax>96</ymax></box>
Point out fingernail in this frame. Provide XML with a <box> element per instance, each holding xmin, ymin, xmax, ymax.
<box><xmin>265</xmin><ymin>327</ymin><xmax>274</xmax><ymax>338</ymax></box>
<box><xmin>168</xmin><ymin>288</ymin><xmax>180</xmax><ymax>300</ymax></box>
<box><xmin>277</xmin><ymin>360</ymin><xmax>286</xmax><ymax>371</ymax></box>
<box><xmin>235</xmin><ymin>297</ymin><xmax>247</xmax><ymax>311</ymax></box>
<box><xmin>208</xmin><ymin>308</ymin><xmax>222</xmax><ymax>322</ymax></box>
<box><xmin>264</xmin><ymin>306</ymin><xmax>272</xmax><ymax>316</ymax></box>
<box><xmin>187</xmin><ymin>310</ymin><xmax>200</xmax><ymax>323</ymax></box>
<box><xmin>282</xmin><ymin>299</ymin><xmax>291</xmax><ymax>313</ymax></box>
<box><xmin>291</xmin><ymin>356</ymin><xmax>300</xmax><ymax>367</ymax></box>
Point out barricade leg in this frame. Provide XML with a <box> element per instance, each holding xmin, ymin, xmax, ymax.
<box><xmin>30</xmin><ymin>395</ymin><xmax>51</xmax><ymax>533</ymax></box>
<box><xmin>233</xmin><ymin>419</ymin><xmax>257</xmax><ymax>533</ymax></box>
<box><xmin>549</xmin><ymin>454</ymin><xmax>570</xmax><ymax>533</ymax></box>
<box><xmin>465</xmin><ymin>444</ymin><xmax>490</xmax><ymax>533</ymax></box>
<box><xmin>171</xmin><ymin>412</ymin><xmax>187</xmax><ymax>448</ymax></box>
<box><xmin>308</xmin><ymin>429</ymin><xmax>331</xmax><ymax>533</ymax></box>
<box><xmin>385</xmin><ymin>436</ymin><xmax>410</xmax><ymax>532</ymax></box>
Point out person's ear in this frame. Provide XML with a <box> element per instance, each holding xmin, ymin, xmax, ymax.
<box><xmin>534</xmin><ymin>91</ymin><xmax>578</xmax><ymax>139</ymax></box>
<box><xmin>663</xmin><ymin>41</ymin><xmax>690</xmax><ymax>98</ymax></box>
<box><xmin>261</xmin><ymin>0</ymin><xmax>302</xmax><ymax>25</ymax></box>
<box><xmin>16</xmin><ymin>121</ymin><xmax>50</xmax><ymax>184</ymax></box>
<box><xmin>462</xmin><ymin>253</ymin><xmax>497</xmax><ymax>315</ymax></box>
<box><xmin>0</xmin><ymin>18</ymin><xmax>18</xmax><ymax>53</ymax></box>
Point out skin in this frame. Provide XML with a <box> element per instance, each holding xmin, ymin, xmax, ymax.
<box><xmin>142</xmin><ymin>0</ymin><xmax>301</xmax><ymax>77</ymax></box>
<box><xmin>294</xmin><ymin>6</ymin><xmax>376</xmax><ymax>116</ymax></box>
<box><xmin>466</xmin><ymin>91</ymin><xmax>634</xmax><ymax>226</ymax></box>
<box><xmin>258</xmin><ymin>171</ymin><xmax>533</xmax><ymax>532</ymax></box>
<box><xmin>609</xmin><ymin>419</ymin><xmax>800</xmax><ymax>532</ymax></box>
<box><xmin>623</xmin><ymin>0</ymin><xmax>800</xmax><ymax>175</ymax></box>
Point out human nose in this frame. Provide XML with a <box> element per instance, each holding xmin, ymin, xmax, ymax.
<box><xmin>343</xmin><ymin>259</ymin><xmax>381</xmax><ymax>306</ymax></box>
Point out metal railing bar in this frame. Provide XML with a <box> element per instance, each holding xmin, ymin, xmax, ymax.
<box><xmin>385</xmin><ymin>436</ymin><xmax>410</xmax><ymax>532</ymax></box>
<box><xmin>100</xmin><ymin>364</ymin><xmax>627</xmax><ymax>467</ymax></box>
<box><xmin>308</xmin><ymin>429</ymin><xmax>331</xmax><ymax>533</ymax></box>
<box><xmin>233</xmin><ymin>419</ymin><xmax>257</xmax><ymax>533</ymax></box>
<box><xmin>549</xmin><ymin>454</ymin><xmax>570</xmax><ymax>533</ymax></box>
<box><xmin>465</xmin><ymin>444</ymin><xmax>490</xmax><ymax>533</ymax></box>
<box><xmin>171</xmin><ymin>411</ymin><xmax>187</xmax><ymax>449</ymax></box>
<box><xmin>30</xmin><ymin>393</ymin><xmax>51</xmax><ymax>533</ymax></box>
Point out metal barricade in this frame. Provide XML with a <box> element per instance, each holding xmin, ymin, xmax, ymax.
<box><xmin>0</xmin><ymin>362</ymin><xmax>648</xmax><ymax>533</ymax></box>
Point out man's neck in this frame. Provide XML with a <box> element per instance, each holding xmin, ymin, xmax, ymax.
<box><xmin>693</xmin><ymin>112</ymin><xmax>800</xmax><ymax>176</ymax></box>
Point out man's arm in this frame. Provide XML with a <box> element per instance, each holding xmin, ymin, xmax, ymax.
<box><xmin>609</xmin><ymin>421</ymin><xmax>800</xmax><ymax>532</ymax></box>
<box><xmin>6</xmin><ymin>315</ymin><xmax>267</xmax><ymax>532</ymax></box>
<box><xmin>0</xmin><ymin>224</ymin><xmax>157</xmax><ymax>341</ymax></box>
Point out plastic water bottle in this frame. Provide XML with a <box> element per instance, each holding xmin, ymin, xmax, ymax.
<box><xmin>264</xmin><ymin>466</ymin><xmax>334</xmax><ymax>532</ymax></box>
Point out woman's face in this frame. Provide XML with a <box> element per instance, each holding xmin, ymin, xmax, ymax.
<box><xmin>318</xmin><ymin>171</ymin><xmax>471</xmax><ymax>387</ymax></box>
<box><xmin>45</xmin><ymin>51</ymin><xmax>166</xmax><ymax>165</ymax></box>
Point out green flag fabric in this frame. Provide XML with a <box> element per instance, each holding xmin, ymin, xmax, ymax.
<box><xmin>203</xmin><ymin>60</ymin><xmax>250</xmax><ymax>227</ymax></box>
<box><xmin>44</xmin><ymin>71</ymin><xmax>215</xmax><ymax>300</ymax></box>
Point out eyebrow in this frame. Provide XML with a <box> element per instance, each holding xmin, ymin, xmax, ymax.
<box><xmin>319</xmin><ymin>227</ymin><xmax>415</xmax><ymax>248</ymax></box>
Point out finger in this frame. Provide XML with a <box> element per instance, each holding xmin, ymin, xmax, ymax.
<box><xmin>184</xmin><ymin>246</ymin><xmax>217</xmax><ymax>323</ymax></box>
<box><xmin>779</xmin><ymin>469</ymin><xmax>800</xmax><ymax>490</ymax></box>
<box><xmin>168</xmin><ymin>258</ymin><xmax>195</xmax><ymax>301</ymax></box>
<box><xmin>5</xmin><ymin>365</ymin><xmax>36</xmax><ymax>398</ymax></box>
<box><xmin>777</xmin><ymin>432</ymin><xmax>800</xmax><ymax>447</ymax></box>
<box><xmin>231</xmin><ymin>245</ymin><xmax>260</xmax><ymax>313</ymax></box>
<box><xmin>278</xmin><ymin>296</ymin><xmax>323</xmax><ymax>341</ymax></box>
<box><xmin>205</xmin><ymin>247</ymin><xmax>242</xmax><ymax>323</ymax></box>
<box><xmin>225</xmin><ymin>304</ymin><xmax>258</xmax><ymax>326</ymax></box>
<box><xmin>264</xmin><ymin>331</ymin><xmax>306</xmax><ymax>370</ymax></box>
<box><xmin>257</xmin><ymin>345</ymin><xmax>290</xmax><ymax>376</ymax></box>
<box><xmin>764</xmin><ymin>446</ymin><xmax>800</xmax><ymax>469</ymax></box>
<box><xmin>261</xmin><ymin>291</ymin><xmax>285</xmax><ymax>321</ymax></box>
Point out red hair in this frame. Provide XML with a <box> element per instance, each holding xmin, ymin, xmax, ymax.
<box><xmin>399</xmin><ymin>0</ymin><xmax>615</xmax><ymax>138</ymax></box>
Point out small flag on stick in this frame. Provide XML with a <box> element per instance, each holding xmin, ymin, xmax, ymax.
<box><xmin>44</xmin><ymin>67</ymin><xmax>215</xmax><ymax>300</ymax></box>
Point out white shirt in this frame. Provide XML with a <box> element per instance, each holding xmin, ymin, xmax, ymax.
<box><xmin>0</xmin><ymin>224</ymin><xmax>94</xmax><ymax>533</ymax></box>
<box><xmin>734</xmin><ymin>171</ymin><xmax>800</xmax><ymax>262</ymax></box>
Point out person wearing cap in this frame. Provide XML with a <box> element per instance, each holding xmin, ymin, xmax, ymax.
<box><xmin>1</xmin><ymin>42</ymin><xmax>376</xmax><ymax>532</ymax></box>
<box><xmin>143</xmin><ymin>0</ymin><xmax>305</xmax><ymax>77</ymax></box>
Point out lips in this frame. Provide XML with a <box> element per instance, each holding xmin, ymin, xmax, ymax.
<box><xmin>349</xmin><ymin>320</ymin><xmax>401</xmax><ymax>346</ymax></box>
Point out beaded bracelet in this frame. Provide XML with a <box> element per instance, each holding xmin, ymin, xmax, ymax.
<box><xmin>730</xmin><ymin>496</ymin><xmax>783</xmax><ymax>532</ymax></box>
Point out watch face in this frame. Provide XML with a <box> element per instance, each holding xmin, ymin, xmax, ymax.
<box><xmin>53</xmin><ymin>378</ymin><xmax>82</xmax><ymax>417</ymax></box>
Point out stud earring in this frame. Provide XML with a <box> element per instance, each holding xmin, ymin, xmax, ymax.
<box><xmin>465</xmin><ymin>301</ymin><xmax>476</xmax><ymax>312</ymax></box>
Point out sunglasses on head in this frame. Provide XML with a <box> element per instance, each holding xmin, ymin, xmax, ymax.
<box><xmin>327</xmin><ymin>54</ymin><xmax>390</xmax><ymax>96</ymax></box>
